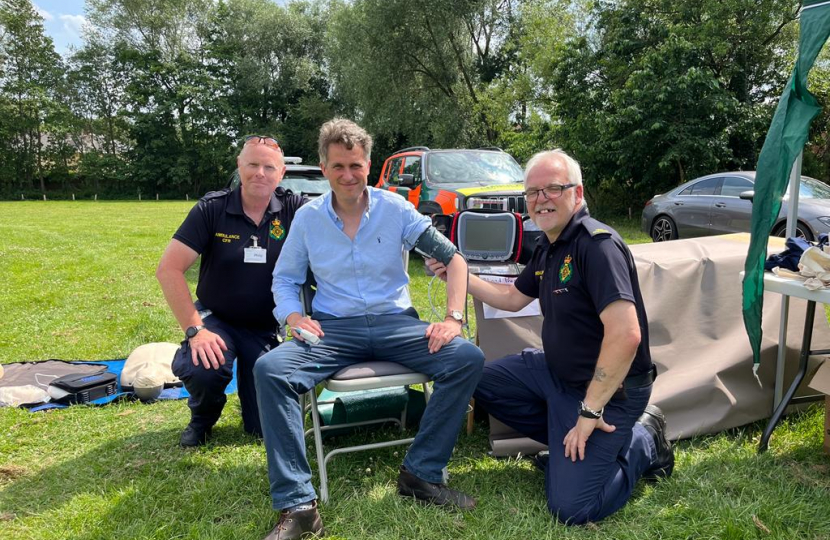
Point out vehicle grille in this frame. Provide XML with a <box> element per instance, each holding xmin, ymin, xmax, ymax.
<box><xmin>475</xmin><ymin>195</ymin><xmax>527</xmax><ymax>214</ymax></box>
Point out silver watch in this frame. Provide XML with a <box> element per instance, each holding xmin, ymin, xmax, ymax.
<box><xmin>447</xmin><ymin>310</ymin><xmax>463</xmax><ymax>323</ymax></box>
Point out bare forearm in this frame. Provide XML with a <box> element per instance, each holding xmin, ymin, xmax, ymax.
<box><xmin>157</xmin><ymin>268</ymin><xmax>202</xmax><ymax>332</ymax></box>
<box><xmin>468</xmin><ymin>274</ymin><xmax>533</xmax><ymax>312</ymax></box>
<box><xmin>582</xmin><ymin>345</ymin><xmax>636</xmax><ymax>412</ymax></box>
<box><xmin>444</xmin><ymin>254</ymin><xmax>468</xmax><ymax>312</ymax></box>
<box><xmin>583</xmin><ymin>301</ymin><xmax>641</xmax><ymax>411</ymax></box>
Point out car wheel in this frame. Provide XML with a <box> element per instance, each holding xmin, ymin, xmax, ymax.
<box><xmin>651</xmin><ymin>216</ymin><xmax>677</xmax><ymax>242</ymax></box>
<box><xmin>773</xmin><ymin>222</ymin><xmax>814</xmax><ymax>242</ymax></box>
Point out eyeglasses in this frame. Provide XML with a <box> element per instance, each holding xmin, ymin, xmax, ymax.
<box><xmin>244</xmin><ymin>135</ymin><xmax>282</xmax><ymax>152</ymax></box>
<box><xmin>523</xmin><ymin>183</ymin><xmax>576</xmax><ymax>202</ymax></box>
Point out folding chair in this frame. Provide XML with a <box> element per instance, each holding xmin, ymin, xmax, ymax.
<box><xmin>299</xmin><ymin>251</ymin><xmax>434</xmax><ymax>503</ymax></box>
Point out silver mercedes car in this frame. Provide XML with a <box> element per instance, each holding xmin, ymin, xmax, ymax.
<box><xmin>641</xmin><ymin>171</ymin><xmax>830</xmax><ymax>242</ymax></box>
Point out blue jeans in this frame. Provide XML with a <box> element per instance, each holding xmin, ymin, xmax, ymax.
<box><xmin>474</xmin><ymin>349</ymin><xmax>656</xmax><ymax>525</ymax></box>
<box><xmin>253</xmin><ymin>308</ymin><xmax>485</xmax><ymax>509</ymax></box>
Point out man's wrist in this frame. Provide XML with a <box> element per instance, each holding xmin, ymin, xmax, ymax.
<box><xmin>285</xmin><ymin>312</ymin><xmax>303</xmax><ymax>328</ymax></box>
<box><xmin>185</xmin><ymin>325</ymin><xmax>205</xmax><ymax>339</ymax></box>
<box><xmin>578</xmin><ymin>400</ymin><xmax>604</xmax><ymax>419</ymax></box>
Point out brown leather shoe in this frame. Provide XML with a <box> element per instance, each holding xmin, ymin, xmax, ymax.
<box><xmin>262</xmin><ymin>500</ymin><xmax>324</xmax><ymax>540</ymax></box>
<box><xmin>397</xmin><ymin>466</ymin><xmax>476</xmax><ymax>510</ymax></box>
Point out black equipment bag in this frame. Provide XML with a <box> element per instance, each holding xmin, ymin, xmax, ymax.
<box><xmin>50</xmin><ymin>371</ymin><xmax>118</xmax><ymax>404</ymax></box>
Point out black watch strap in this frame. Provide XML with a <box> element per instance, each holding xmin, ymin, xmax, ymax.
<box><xmin>185</xmin><ymin>325</ymin><xmax>205</xmax><ymax>339</ymax></box>
<box><xmin>578</xmin><ymin>400</ymin><xmax>603</xmax><ymax>419</ymax></box>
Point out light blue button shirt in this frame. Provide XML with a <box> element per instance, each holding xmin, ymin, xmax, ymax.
<box><xmin>272</xmin><ymin>187</ymin><xmax>431</xmax><ymax>325</ymax></box>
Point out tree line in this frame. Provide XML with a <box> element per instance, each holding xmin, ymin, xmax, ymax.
<box><xmin>0</xmin><ymin>0</ymin><xmax>827</xmax><ymax>216</ymax></box>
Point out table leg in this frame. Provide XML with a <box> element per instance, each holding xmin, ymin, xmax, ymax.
<box><xmin>759</xmin><ymin>300</ymin><xmax>816</xmax><ymax>453</ymax></box>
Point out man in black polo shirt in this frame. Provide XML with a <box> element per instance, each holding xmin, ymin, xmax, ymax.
<box><xmin>157</xmin><ymin>136</ymin><xmax>305</xmax><ymax>446</ymax></box>
<box><xmin>429</xmin><ymin>149</ymin><xmax>674</xmax><ymax>524</ymax></box>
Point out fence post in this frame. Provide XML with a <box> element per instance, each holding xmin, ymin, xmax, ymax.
<box><xmin>94</xmin><ymin>194</ymin><xmax>98</xmax><ymax>201</ymax></box>
<box><xmin>186</xmin><ymin>194</ymin><xmax>189</xmax><ymax>201</ymax></box>
<box><xmin>43</xmin><ymin>194</ymin><xmax>46</xmax><ymax>201</ymax></box>
<box><xmin>156</xmin><ymin>193</ymin><xmax>159</xmax><ymax>201</ymax></box>
<box><xmin>72</xmin><ymin>193</ymin><xmax>75</xmax><ymax>201</ymax></box>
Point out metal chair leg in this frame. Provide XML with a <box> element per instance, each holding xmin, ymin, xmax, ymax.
<box><xmin>309</xmin><ymin>388</ymin><xmax>329</xmax><ymax>503</ymax></box>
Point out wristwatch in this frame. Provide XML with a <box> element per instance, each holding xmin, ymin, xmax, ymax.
<box><xmin>446</xmin><ymin>310</ymin><xmax>464</xmax><ymax>323</ymax></box>
<box><xmin>185</xmin><ymin>325</ymin><xmax>205</xmax><ymax>339</ymax></box>
<box><xmin>578</xmin><ymin>400</ymin><xmax>604</xmax><ymax>420</ymax></box>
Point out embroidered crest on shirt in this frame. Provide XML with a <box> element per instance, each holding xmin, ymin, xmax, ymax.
<box><xmin>559</xmin><ymin>255</ymin><xmax>573</xmax><ymax>284</ymax></box>
<box><xmin>270</xmin><ymin>219</ymin><xmax>285</xmax><ymax>241</ymax></box>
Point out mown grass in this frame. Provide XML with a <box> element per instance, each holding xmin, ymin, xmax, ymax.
<box><xmin>1</xmin><ymin>202</ymin><xmax>829</xmax><ymax>540</ymax></box>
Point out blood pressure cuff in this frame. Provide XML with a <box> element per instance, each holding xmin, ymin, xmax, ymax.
<box><xmin>414</xmin><ymin>226</ymin><xmax>458</xmax><ymax>265</ymax></box>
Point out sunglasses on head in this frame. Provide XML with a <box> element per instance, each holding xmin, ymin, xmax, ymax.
<box><xmin>244</xmin><ymin>135</ymin><xmax>282</xmax><ymax>152</ymax></box>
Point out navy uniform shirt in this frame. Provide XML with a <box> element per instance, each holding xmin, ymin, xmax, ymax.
<box><xmin>173</xmin><ymin>186</ymin><xmax>306</xmax><ymax>331</ymax></box>
<box><xmin>514</xmin><ymin>206</ymin><xmax>651</xmax><ymax>386</ymax></box>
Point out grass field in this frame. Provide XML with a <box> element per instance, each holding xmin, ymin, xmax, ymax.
<box><xmin>1</xmin><ymin>201</ymin><xmax>829</xmax><ymax>540</ymax></box>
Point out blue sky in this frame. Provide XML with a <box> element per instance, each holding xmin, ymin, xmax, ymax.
<box><xmin>33</xmin><ymin>0</ymin><xmax>87</xmax><ymax>56</ymax></box>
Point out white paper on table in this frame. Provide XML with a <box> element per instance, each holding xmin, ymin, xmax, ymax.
<box><xmin>478</xmin><ymin>274</ymin><xmax>542</xmax><ymax>319</ymax></box>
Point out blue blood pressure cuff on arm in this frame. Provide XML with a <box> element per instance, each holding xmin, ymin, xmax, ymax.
<box><xmin>414</xmin><ymin>226</ymin><xmax>458</xmax><ymax>265</ymax></box>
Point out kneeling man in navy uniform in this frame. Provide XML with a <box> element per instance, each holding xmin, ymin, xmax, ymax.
<box><xmin>429</xmin><ymin>149</ymin><xmax>674</xmax><ymax>524</ymax></box>
<box><xmin>157</xmin><ymin>136</ymin><xmax>305</xmax><ymax>446</ymax></box>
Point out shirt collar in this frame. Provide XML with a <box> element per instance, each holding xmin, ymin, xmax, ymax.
<box><xmin>325</xmin><ymin>186</ymin><xmax>373</xmax><ymax>223</ymax></box>
<box><xmin>226</xmin><ymin>187</ymin><xmax>283</xmax><ymax>217</ymax></box>
<box><xmin>538</xmin><ymin>205</ymin><xmax>590</xmax><ymax>249</ymax></box>
<box><xmin>556</xmin><ymin>205</ymin><xmax>589</xmax><ymax>244</ymax></box>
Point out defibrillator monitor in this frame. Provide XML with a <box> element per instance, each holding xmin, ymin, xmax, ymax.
<box><xmin>455</xmin><ymin>211</ymin><xmax>517</xmax><ymax>262</ymax></box>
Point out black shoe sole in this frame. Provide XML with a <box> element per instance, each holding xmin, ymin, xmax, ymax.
<box><xmin>641</xmin><ymin>459</ymin><xmax>674</xmax><ymax>482</ymax></box>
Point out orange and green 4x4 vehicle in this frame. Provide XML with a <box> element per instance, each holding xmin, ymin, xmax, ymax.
<box><xmin>375</xmin><ymin>147</ymin><xmax>527</xmax><ymax>218</ymax></box>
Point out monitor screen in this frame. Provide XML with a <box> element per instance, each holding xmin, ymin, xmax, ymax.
<box><xmin>456</xmin><ymin>212</ymin><xmax>516</xmax><ymax>262</ymax></box>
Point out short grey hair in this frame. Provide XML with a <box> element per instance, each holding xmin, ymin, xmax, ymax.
<box><xmin>524</xmin><ymin>149</ymin><xmax>583</xmax><ymax>187</ymax></box>
<box><xmin>318</xmin><ymin>118</ymin><xmax>373</xmax><ymax>165</ymax></box>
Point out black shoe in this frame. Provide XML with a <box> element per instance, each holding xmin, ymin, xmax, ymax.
<box><xmin>179</xmin><ymin>423</ymin><xmax>212</xmax><ymax>447</ymax></box>
<box><xmin>528</xmin><ymin>450</ymin><xmax>549</xmax><ymax>473</ymax></box>
<box><xmin>397</xmin><ymin>466</ymin><xmax>476</xmax><ymax>510</ymax></box>
<box><xmin>637</xmin><ymin>405</ymin><xmax>674</xmax><ymax>481</ymax></box>
<box><xmin>263</xmin><ymin>501</ymin><xmax>324</xmax><ymax>540</ymax></box>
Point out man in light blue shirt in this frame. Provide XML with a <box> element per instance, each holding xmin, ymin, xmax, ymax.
<box><xmin>254</xmin><ymin>118</ymin><xmax>485</xmax><ymax>540</ymax></box>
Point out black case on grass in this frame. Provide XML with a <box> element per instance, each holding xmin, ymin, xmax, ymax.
<box><xmin>50</xmin><ymin>372</ymin><xmax>117</xmax><ymax>404</ymax></box>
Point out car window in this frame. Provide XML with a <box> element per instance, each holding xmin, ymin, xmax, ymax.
<box><xmin>688</xmin><ymin>177</ymin><xmax>721</xmax><ymax>196</ymax></box>
<box><xmin>403</xmin><ymin>155</ymin><xmax>422</xmax><ymax>182</ymax></box>
<box><xmin>798</xmin><ymin>176</ymin><xmax>830</xmax><ymax>199</ymax></box>
<box><xmin>281</xmin><ymin>175</ymin><xmax>330</xmax><ymax>195</ymax></box>
<box><xmin>386</xmin><ymin>157</ymin><xmax>405</xmax><ymax>186</ymax></box>
<box><xmin>426</xmin><ymin>151</ymin><xmax>523</xmax><ymax>185</ymax></box>
<box><xmin>720</xmin><ymin>177</ymin><xmax>753</xmax><ymax>197</ymax></box>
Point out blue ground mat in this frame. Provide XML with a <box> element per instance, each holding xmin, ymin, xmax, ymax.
<box><xmin>27</xmin><ymin>359</ymin><xmax>238</xmax><ymax>412</ymax></box>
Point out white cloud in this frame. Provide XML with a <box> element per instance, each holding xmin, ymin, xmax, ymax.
<box><xmin>59</xmin><ymin>14</ymin><xmax>87</xmax><ymax>39</ymax></box>
<box><xmin>33</xmin><ymin>3</ymin><xmax>54</xmax><ymax>21</ymax></box>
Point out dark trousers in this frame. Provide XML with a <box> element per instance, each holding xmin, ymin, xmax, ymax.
<box><xmin>171</xmin><ymin>313</ymin><xmax>280</xmax><ymax>436</ymax></box>
<box><xmin>474</xmin><ymin>349</ymin><xmax>656</xmax><ymax>525</ymax></box>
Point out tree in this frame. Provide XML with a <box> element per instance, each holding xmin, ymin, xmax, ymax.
<box><xmin>0</xmin><ymin>0</ymin><xmax>64</xmax><ymax>193</ymax></box>
<box><xmin>204</xmin><ymin>0</ymin><xmax>334</xmax><ymax>161</ymax></box>
<box><xmin>544</xmin><ymin>0</ymin><xmax>800</xmax><ymax>215</ymax></box>
<box><xmin>327</xmin><ymin>0</ymin><xmax>523</xmax><ymax>150</ymax></box>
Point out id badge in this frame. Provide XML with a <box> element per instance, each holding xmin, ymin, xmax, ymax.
<box><xmin>244</xmin><ymin>247</ymin><xmax>267</xmax><ymax>264</ymax></box>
